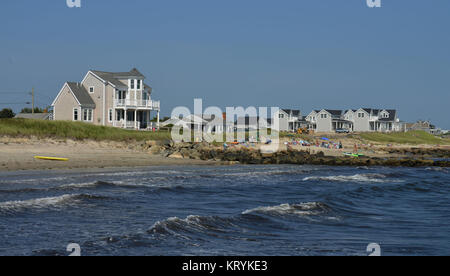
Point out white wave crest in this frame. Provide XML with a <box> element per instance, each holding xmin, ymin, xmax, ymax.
<box><xmin>242</xmin><ymin>202</ymin><xmax>330</xmax><ymax>217</ymax></box>
<box><xmin>303</xmin><ymin>173</ymin><xmax>390</xmax><ymax>183</ymax></box>
<box><xmin>0</xmin><ymin>194</ymin><xmax>87</xmax><ymax>213</ymax></box>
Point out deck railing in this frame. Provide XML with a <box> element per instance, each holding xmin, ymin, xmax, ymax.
<box><xmin>114</xmin><ymin>99</ymin><xmax>160</xmax><ymax>110</ymax></box>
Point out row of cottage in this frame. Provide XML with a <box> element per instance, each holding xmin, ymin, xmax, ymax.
<box><xmin>161</xmin><ymin>108</ymin><xmax>402</xmax><ymax>134</ymax></box>
<box><xmin>50</xmin><ymin>68</ymin><xmax>402</xmax><ymax>133</ymax></box>
<box><xmin>276</xmin><ymin>108</ymin><xmax>402</xmax><ymax>133</ymax></box>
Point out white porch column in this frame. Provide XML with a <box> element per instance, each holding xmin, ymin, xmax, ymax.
<box><xmin>157</xmin><ymin>111</ymin><xmax>160</xmax><ymax>129</ymax></box>
<box><xmin>134</xmin><ymin>110</ymin><xmax>137</xmax><ymax>129</ymax></box>
<box><xmin>124</xmin><ymin>109</ymin><xmax>127</xmax><ymax>129</ymax></box>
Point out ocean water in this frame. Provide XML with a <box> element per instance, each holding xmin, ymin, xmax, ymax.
<box><xmin>0</xmin><ymin>165</ymin><xmax>449</xmax><ymax>256</ymax></box>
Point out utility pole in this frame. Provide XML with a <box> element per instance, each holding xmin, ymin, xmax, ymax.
<box><xmin>31</xmin><ymin>87</ymin><xmax>35</xmax><ymax>114</ymax></box>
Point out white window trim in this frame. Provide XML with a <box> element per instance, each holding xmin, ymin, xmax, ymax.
<box><xmin>73</xmin><ymin>108</ymin><xmax>79</xmax><ymax>121</ymax></box>
<box><xmin>137</xmin><ymin>79</ymin><xmax>141</xmax><ymax>90</ymax></box>
<box><xmin>108</xmin><ymin>108</ymin><xmax>113</xmax><ymax>123</ymax></box>
<box><xmin>89</xmin><ymin>86</ymin><xmax>95</xmax><ymax>94</ymax></box>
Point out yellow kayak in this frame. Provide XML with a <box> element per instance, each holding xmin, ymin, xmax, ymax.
<box><xmin>34</xmin><ymin>156</ymin><xmax>69</xmax><ymax>162</ymax></box>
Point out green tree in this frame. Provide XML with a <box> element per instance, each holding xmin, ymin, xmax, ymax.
<box><xmin>20</xmin><ymin>107</ymin><xmax>45</xmax><ymax>114</ymax></box>
<box><xmin>0</xmin><ymin>108</ymin><xmax>15</xmax><ymax>119</ymax></box>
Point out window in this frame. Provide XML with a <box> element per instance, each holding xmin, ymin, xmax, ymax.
<box><xmin>89</xmin><ymin>86</ymin><xmax>95</xmax><ymax>93</ymax></box>
<box><xmin>116</xmin><ymin>109</ymin><xmax>125</xmax><ymax>121</ymax></box>
<box><xmin>109</xmin><ymin>109</ymin><xmax>113</xmax><ymax>122</ymax></box>
<box><xmin>131</xmin><ymin>79</ymin><xmax>135</xmax><ymax>89</ymax></box>
<box><xmin>358</xmin><ymin>113</ymin><xmax>365</xmax><ymax>118</ymax></box>
<box><xmin>82</xmin><ymin>108</ymin><xmax>93</xmax><ymax>122</ymax></box>
<box><xmin>279</xmin><ymin>114</ymin><xmax>285</xmax><ymax>119</ymax></box>
<box><xmin>137</xmin><ymin>80</ymin><xmax>141</xmax><ymax>90</ymax></box>
<box><xmin>73</xmin><ymin>108</ymin><xmax>78</xmax><ymax>121</ymax></box>
<box><xmin>321</xmin><ymin>114</ymin><xmax>327</xmax><ymax>119</ymax></box>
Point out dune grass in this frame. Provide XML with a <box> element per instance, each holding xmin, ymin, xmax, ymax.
<box><xmin>358</xmin><ymin>130</ymin><xmax>450</xmax><ymax>145</ymax></box>
<box><xmin>0</xmin><ymin>118</ymin><xmax>171</xmax><ymax>141</ymax></box>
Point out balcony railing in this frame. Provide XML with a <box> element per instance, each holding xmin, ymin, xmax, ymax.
<box><xmin>114</xmin><ymin>99</ymin><xmax>160</xmax><ymax>110</ymax></box>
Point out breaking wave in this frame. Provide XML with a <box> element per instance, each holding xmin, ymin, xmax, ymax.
<box><xmin>0</xmin><ymin>194</ymin><xmax>107</xmax><ymax>215</ymax></box>
<box><xmin>148</xmin><ymin>202</ymin><xmax>335</xmax><ymax>239</ymax></box>
<box><xmin>303</xmin><ymin>173</ymin><xmax>395</xmax><ymax>183</ymax></box>
<box><xmin>148</xmin><ymin>215</ymin><xmax>238</xmax><ymax>239</ymax></box>
<box><xmin>242</xmin><ymin>202</ymin><xmax>331</xmax><ymax>217</ymax></box>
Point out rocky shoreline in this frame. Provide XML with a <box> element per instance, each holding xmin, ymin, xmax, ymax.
<box><xmin>150</xmin><ymin>141</ymin><xmax>450</xmax><ymax>168</ymax></box>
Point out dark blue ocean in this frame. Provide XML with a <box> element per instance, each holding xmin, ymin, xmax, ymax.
<box><xmin>0</xmin><ymin>165</ymin><xmax>449</xmax><ymax>256</ymax></box>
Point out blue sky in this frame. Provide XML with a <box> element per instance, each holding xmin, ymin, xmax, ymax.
<box><xmin>0</xmin><ymin>0</ymin><xmax>449</xmax><ymax>128</ymax></box>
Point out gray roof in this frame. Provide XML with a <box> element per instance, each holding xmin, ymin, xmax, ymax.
<box><xmin>91</xmin><ymin>71</ymin><xmax>129</xmax><ymax>88</ymax></box>
<box><xmin>362</xmin><ymin>108</ymin><xmax>382</xmax><ymax>116</ymax></box>
<box><xmin>281</xmin><ymin>109</ymin><xmax>301</xmax><ymax>117</ymax></box>
<box><xmin>67</xmin><ymin>82</ymin><xmax>96</xmax><ymax>107</ymax></box>
<box><xmin>15</xmin><ymin>113</ymin><xmax>51</xmax><ymax>120</ymax></box>
<box><xmin>324</xmin><ymin>110</ymin><xmax>343</xmax><ymax>117</ymax></box>
<box><xmin>379</xmin><ymin>109</ymin><xmax>397</xmax><ymax>121</ymax></box>
<box><xmin>91</xmin><ymin>68</ymin><xmax>146</xmax><ymax>88</ymax></box>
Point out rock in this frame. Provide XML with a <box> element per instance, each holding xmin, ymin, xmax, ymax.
<box><xmin>146</xmin><ymin>140</ymin><xmax>157</xmax><ymax>147</ymax></box>
<box><xmin>149</xmin><ymin>145</ymin><xmax>164</xmax><ymax>154</ymax></box>
<box><xmin>168</xmin><ymin>152</ymin><xmax>184</xmax><ymax>159</ymax></box>
<box><xmin>159</xmin><ymin>139</ymin><xmax>175</xmax><ymax>148</ymax></box>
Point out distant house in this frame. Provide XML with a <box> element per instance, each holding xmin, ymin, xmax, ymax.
<box><xmin>305</xmin><ymin>110</ymin><xmax>321</xmax><ymax>131</ymax></box>
<box><xmin>352</xmin><ymin>108</ymin><xmax>401</xmax><ymax>132</ymax></box>
<box><xmin>305</xmin><ymin>108</ymin><xmax>402</xmax><ymax>133</ymax></box>
<box><xmin>51</xmin><ymin>68</ymin><xmax>160</xmax><ymax>129</ymax></box>
<box><xmin>15</xmin><ymin>113</ymin><xmax>52</xmax><ymax>120</ymax></box>
<box><xmin>406</xmin><ymin>120</ymin><xmax>442</xmax><ymax>135</ymax></box>
<box><xmin>313</xmin><ymin>109</ymin><xmax>353</xmax><ymax>133</ymax></box>
<box><xmin>161</xmin><ymin>115</ymin><xmax>206</xmax><ymax>132</ymax></box>
<box><xmin>274</xmin><ymin>109</ymin><xmax>309</xmax><ymax>132</ymax></box>
<box><xmin>235</xmin><ymin>116</ymin><xmax>272</xmax><ymax>132</ymax></box>
<box><xmin>161</xmin><ymin>114</ymin><xmax>235</xmax><ymax>134</ymax></box>
<box><xmin>203</xmin><ymin>114</ymin><xmax>234</xmax><ymax>134</ymax></box>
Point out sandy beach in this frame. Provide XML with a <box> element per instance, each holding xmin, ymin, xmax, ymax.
<box><xmin>0</xmin><ymin>137</ymin><xmax>219</xmax><ymax>172</ymax></box>
<box><xmin>1</xmin><ymin>135</ymin><xmax>449</xmax><ymax>172</ymax></box>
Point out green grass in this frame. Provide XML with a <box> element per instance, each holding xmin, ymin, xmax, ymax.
<box><xmin>358</xmin><ymin>130</ymin><xmax>450</xmax><ymax>145</ymax></box>
<box><xmin>0</xmin><ymin>118</ymin><xmax>171</xmax><ymax>142</ymax></box>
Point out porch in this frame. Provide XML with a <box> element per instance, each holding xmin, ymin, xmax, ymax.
<box><xmin>112</xmin><ymin>109</ymin><xmax>160</xmax><ymax>130</ymax></box>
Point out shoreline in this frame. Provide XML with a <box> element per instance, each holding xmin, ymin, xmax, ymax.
<box><xmin>1</xmin><ymin>136</ymin><xmax>449</xmax><ymax>172</ymax></box>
